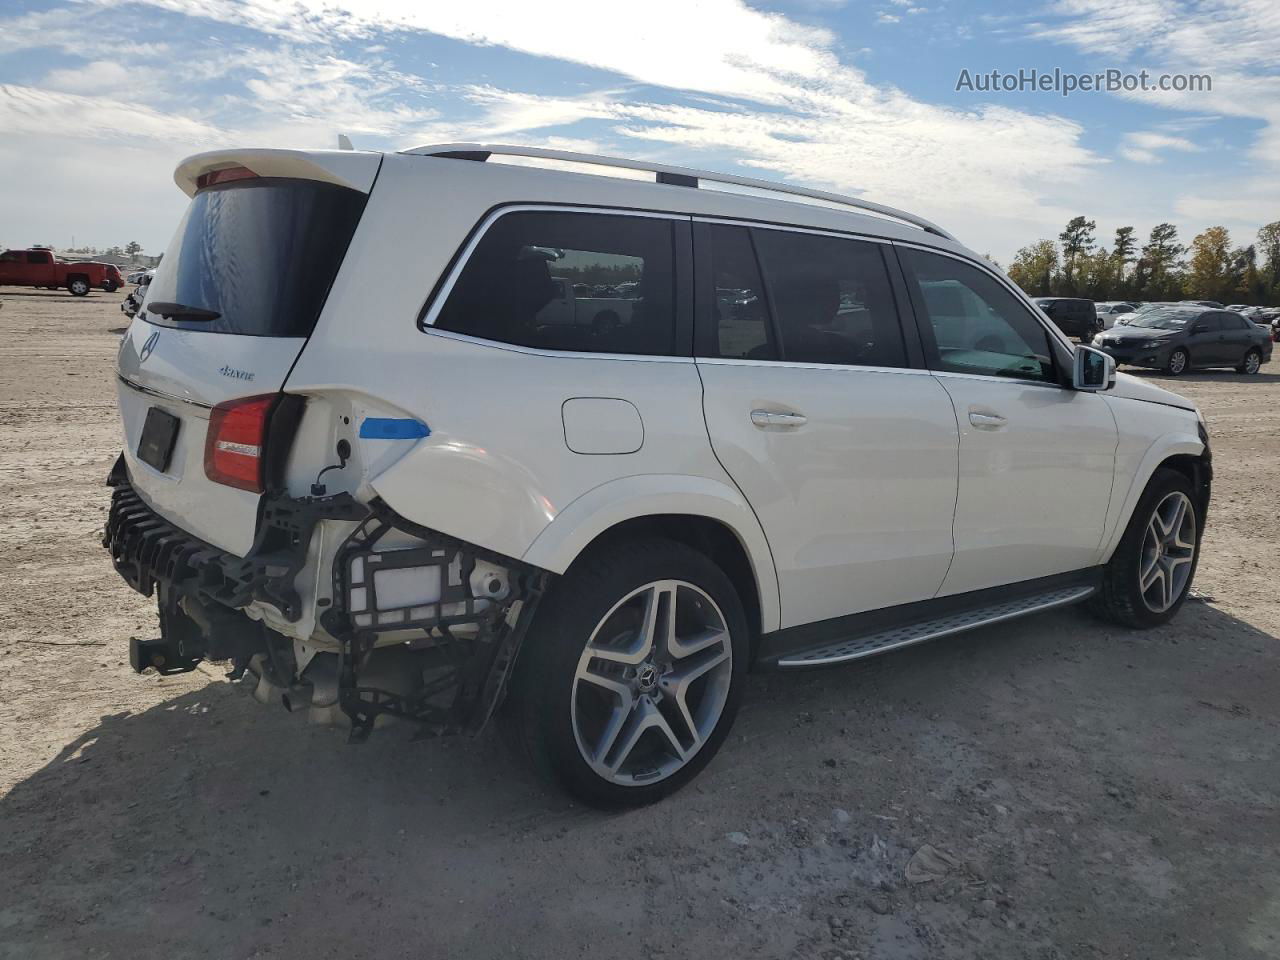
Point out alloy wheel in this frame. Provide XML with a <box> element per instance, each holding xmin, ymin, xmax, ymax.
<box><xmin>571</xmin><ymin>580</ymin><xmax>733</xmax><ymax>786</ymax></box>
<box><xmin>1169</xmin><ymin>350</ymin><xmax>1187</xmax><ymax>374</ymax></box>
<box><xmin>1245</xmin><ymin>351</ymin><xmax>1261</xmax><ymax>374</ymax></box>
<box><xmin>1138</xmin><ymin>491</ymin><xmax>1196</xmax><ymax>613</ymax></box>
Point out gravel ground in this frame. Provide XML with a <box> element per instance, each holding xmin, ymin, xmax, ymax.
<box><xmin>1</xmin><ymin>289</ymin><xmax>1277</xmax><ymax>960</ymax></box>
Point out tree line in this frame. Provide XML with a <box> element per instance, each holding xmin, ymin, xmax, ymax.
<box><xmin>1004</xmin><ymin>218</ymin><xmax>1280</xmax><ymax>306</ymax></box>
<box><xmin>61</xmin><ymin>241</ymin><xmax>145</xmax><ymax>257</ymax></box>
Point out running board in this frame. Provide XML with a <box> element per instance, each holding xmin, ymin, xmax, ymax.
<box><xmin>775</xmin><ymin>585</ymin><xmax>1095</xmax><ymax>668</ymax></box>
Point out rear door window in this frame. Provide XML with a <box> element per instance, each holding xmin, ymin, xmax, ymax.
<box><xmin>145</xmin><ymin>178</ymin><xmax>367</xmax><ymax>337</ymax></box>
<box><xmin>751</xmin><ymin>228</ymin><xmax>907</xmax><ymax>367</ymax></box>
<box><xmin>705</xmin><ymin>224</ymin><xmax>774</xmax><ymax>360</ymax></box>
<box><xmin>434</xmin><ymin>211</ymin><xmax>677</xmax><ymax>356</ymax></box>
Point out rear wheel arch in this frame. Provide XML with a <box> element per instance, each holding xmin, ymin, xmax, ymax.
<box><xmin>520</xmin><ymin>474</ymin><xmax>781</xmax><ymax>634</ymax></box>
<box><xmin>570</xmin><ymin>514</ymin><xmax>763</xmax><ymax>652</ymax></box>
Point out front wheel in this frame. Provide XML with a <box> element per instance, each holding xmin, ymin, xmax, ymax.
<box><xmin>1237</xmin><ymin>348</ymin><xmax>1261</xmax><ymax>375</ymax></box>
<box><xmin>506</xmin><ymin>538</ymin><xmax>748</xmax><ymax>808</ymax></box>
<box><xmin>1091</xmin><ymin>468</ymin><xmax>1201</xmax><ymax>628</ymax></box>
<box><xmin>1165</xmin><ymin>348</ymin><xmax>1189</xmax><ymax>375</ymax></box>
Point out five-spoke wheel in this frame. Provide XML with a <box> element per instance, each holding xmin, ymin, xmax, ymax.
<box><xmin>1138</xmin><ymin>491</ymin><xmax>1196</xmax><ymax>614</ymax></box>
<box><xmin>571</xmin><ymin>580</ymin><xmax>733</xmax><ymax>786</ymax></box>
<box><xmin>1093</xmin><ymin>467</ymin><xmax>1201</xmax><ymax>628</ymax></box>
<box><xmin>505</xmin><ymin>538</ymin><xmax>747</xmax><ymax>808</ymax></box>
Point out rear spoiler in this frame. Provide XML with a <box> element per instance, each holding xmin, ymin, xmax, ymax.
<box><xmin>174</xmin><ymin>148</ymin><xmax>381</xmax><ymax>197</ymax></box>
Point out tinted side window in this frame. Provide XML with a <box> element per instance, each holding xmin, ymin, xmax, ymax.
<box><xmin>707</xmin><ymin>224</ymin><xmax>774</xmax><ymax>360</ymax></box>
<box><xmin>1195</xmin><ymin>314</ymin><xmax>1222</xmax><ymax>332</ymax></box>
<box><xmin>1221</xmin><ymin>313</ymin><xmax>1248</xmax><ymax>330</ymax></box>
<box><xmin>902</xmin><ymin>247</ymin><xmax>1056</xmax><ymax>383</ymax></box>
<box><xmin>753</xmin><ymin>229</ymin><xmax>906</xmax><ymax>367</ymax></box>
<box><xmin>0</xmin><ymin>251</ymin><xmax>21</xmax><ymax>263</ymax></box>
<box><xmin>27</xmin><ymin>251</ymin><xmax>50</xmax><ymax>264</ymax></box>
<box><xmin>435</xmin><ymin>211</ymin><xmax>675</xmax><ymax>356</ymax></box>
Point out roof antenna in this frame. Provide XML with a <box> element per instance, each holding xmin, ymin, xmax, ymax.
<box><xmin>337</xmin><ymin>134</ymin><xmax>354</xmax><ymax>151</ymax></box>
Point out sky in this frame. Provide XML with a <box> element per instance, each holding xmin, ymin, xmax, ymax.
<box><xmin>1</xmin><ymin>0</ymin><xmax>1277</xmax><ymax>264</ymax></box>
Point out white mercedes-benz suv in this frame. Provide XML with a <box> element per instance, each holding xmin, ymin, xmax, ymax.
<box><xmin>104</xmin><ymin>144</ymin><xmax>1210</xmax><ymax>807</ymax></box>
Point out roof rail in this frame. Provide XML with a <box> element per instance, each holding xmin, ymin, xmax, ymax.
<box><xmin>402</xmin><ymin>142</ymin><xmax>957</xmax><ymax>242</ymax></box>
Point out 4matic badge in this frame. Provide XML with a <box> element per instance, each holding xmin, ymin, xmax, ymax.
<box><xmin>219</xmin><ymin>365</ymin><xmax>256</xmax><ymax>382</ymax></box>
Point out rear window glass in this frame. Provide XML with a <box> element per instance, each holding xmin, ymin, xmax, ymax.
<box><xmin>144</xmin><ymin>178</ymin><xmax>366</xmax><ymax>337</ymax></box>
<box><xmin>433</xmin><ymin>211</ymin><xmax>676</xmax><ymax>356</ymax></box>
<box><xmin>752</xmin><ymin>228</ymin><xmax>906</xmax><ymax>367</ymax></box>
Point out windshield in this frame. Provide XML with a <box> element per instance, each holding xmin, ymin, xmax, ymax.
<box><xmin>145</xmin><ymin>178</ymin><xmax>366</xmax><ymax>337</ymax></box>
<box><xmin>1130</xmin><ymin>311</ymin><xmax>1194</xmax><ymax>330</ymax></box>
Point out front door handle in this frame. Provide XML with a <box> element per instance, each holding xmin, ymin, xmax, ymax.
<box><xmin>751</xmin><ymin>409</ymin><xmax>807</xmax><ymax>428</ymax></box>
<box><xmin>968</xmin><ymin>410</ymin><xmax>1007</xmax><ymax>430</ymax></box>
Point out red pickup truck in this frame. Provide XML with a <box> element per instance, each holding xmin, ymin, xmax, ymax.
<box><xmin>0</xmin><ymin>248</ymin><xmax>123</xmax><ymax>295</ymax></box>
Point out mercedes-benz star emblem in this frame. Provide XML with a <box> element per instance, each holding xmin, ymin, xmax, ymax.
<box><xmin>139</xmin><ymin>330</ymin><xmax>159</xmax><ymax>362</ymax></box>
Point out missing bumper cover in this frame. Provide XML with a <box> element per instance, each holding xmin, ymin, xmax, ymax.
<box><xmin>102</xmin><ymin>455</ymin><xmax>550</xmax><ymax>739</ymax></box>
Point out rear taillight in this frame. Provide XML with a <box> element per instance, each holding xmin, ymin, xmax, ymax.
<box><xmin>204</xmin><ymin>394</ymin><xmax>276</xmax><ymax>492</ymax></box>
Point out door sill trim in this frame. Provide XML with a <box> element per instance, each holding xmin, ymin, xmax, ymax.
<box><xmin>771</xmin><ymin>581</ymin><xmax>1096</xmax><ymax>668</ymax></box>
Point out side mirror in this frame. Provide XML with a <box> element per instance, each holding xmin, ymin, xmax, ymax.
<box><xmin>1073</xmin><ymin>344</ymin><xmax>1115</xmax><ymax>392</ymax></box>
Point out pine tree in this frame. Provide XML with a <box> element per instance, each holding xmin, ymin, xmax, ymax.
<box><xmin>1058</xmin><ymin>216</ymin><xmax>1096</xmax><ymax>294</ymax></box>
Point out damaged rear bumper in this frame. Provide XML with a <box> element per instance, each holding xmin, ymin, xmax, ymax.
<box><xmin>102</xmin><ymin>454</ymin><xmax>549</xmax><ymax>738</ymax></box>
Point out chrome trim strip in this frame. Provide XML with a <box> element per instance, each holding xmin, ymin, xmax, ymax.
<box><xmin>924</xmin><ymin>369</ymin><xmax>1064</xmax><ymax>390</ymax></box>
<box><xmin>776</xmin><ymin>585</ymin><xmax>1094</xmax><ymax>667</ymax></box>
<box><xmin>117</xmin><ymin>374</ymin><xmax>213</xmax><ymax>410</ymax></box>
<box><xmin>694</xmin><ymin>356</ymin><xmax>933</xmax><ymax>376</ymax></box>
<box><xmin>692</xmin><ymin>215</ymin><xmax>899</xmax><ymax>247</ymax></box>
<box><xmin>420</xmin><ymin>325</ymin><xmax>695</xmax><ymax>363</ymax></box>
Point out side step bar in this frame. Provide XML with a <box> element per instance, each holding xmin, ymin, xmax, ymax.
<box><xmin>776</xmin><ymin>585</ymin><xmax>1095</xmax><ymax>668</ymax></box>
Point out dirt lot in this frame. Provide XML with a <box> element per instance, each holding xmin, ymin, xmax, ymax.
<box><xmin>0</xmin><ymin>288</ymin><xmax>1277</xmax><ymax>960</ymax></box>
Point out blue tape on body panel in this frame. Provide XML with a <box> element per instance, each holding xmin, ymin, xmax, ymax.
<box><xmin>359</xmin><ymin>417</ymin><xmax>431</xmax><ymax>439</ymax></box>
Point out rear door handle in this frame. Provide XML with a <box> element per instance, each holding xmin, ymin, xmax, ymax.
<box><xmin>751</xmin><ymin>409</ymin><xmax>807</xmax><ymax>428</ymax></box>
<box><xmin>968</xmin><ymin>410</ymin><xmax>1007</xmax><ymax>430</ymax></box>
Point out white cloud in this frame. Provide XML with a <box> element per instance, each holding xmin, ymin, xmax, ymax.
<box><xmin>877</xmin><ymin>12</ymin><xmax>902</xmax><ymax>23</ymax></box>
<box><xmin>1034</xmin><ymin>0</ymin><xmax>1280</xmax><ymax>232</ymax></box>
<box><xmin>0</xmin><ymin>0</ymin><xmax>1110</xmax><ymax>256</ymax></box>
<box><xmin>1118</xmin><ymin>130</ymin><xmax>1203</xmax><ymax>163</ymax></box>
<box><xmin>0</xmin><ymin>84</ymin><xmax>221</xmax><ymax>143</ymax></box>
<box><xmin>42</xmin><ymin>60</ymin><xmax>169</xmax><ymax>100</ymax></box>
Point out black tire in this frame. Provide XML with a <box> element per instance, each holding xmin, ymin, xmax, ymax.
<box><xmin>103</xmin><ymin>282</ymin><xmax>118</xmax><ymax>293</ymax></box>
<box><xmin>1236</xmin><ymin>348</ymin><xmax>1262</xmax><ymax>375</ymax></box>
<box><xmin>1090</xmin><ymin>467</ymin><xmax>1201</xmax><ymax>629</ymax></box>
<box><xmin>1165</xmin><ymin>347</ymin><xmax>1189</xmax><ymax>375</ymax></box>
<box><xmin>67</xmin><ymin>278</ymin><xmax>90</xmax><ymax>297</ymax></box>
<box><xmin>505</xmin><ymin>537</ymin><xmax>748</xmax><ymax>808</ymax></box>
